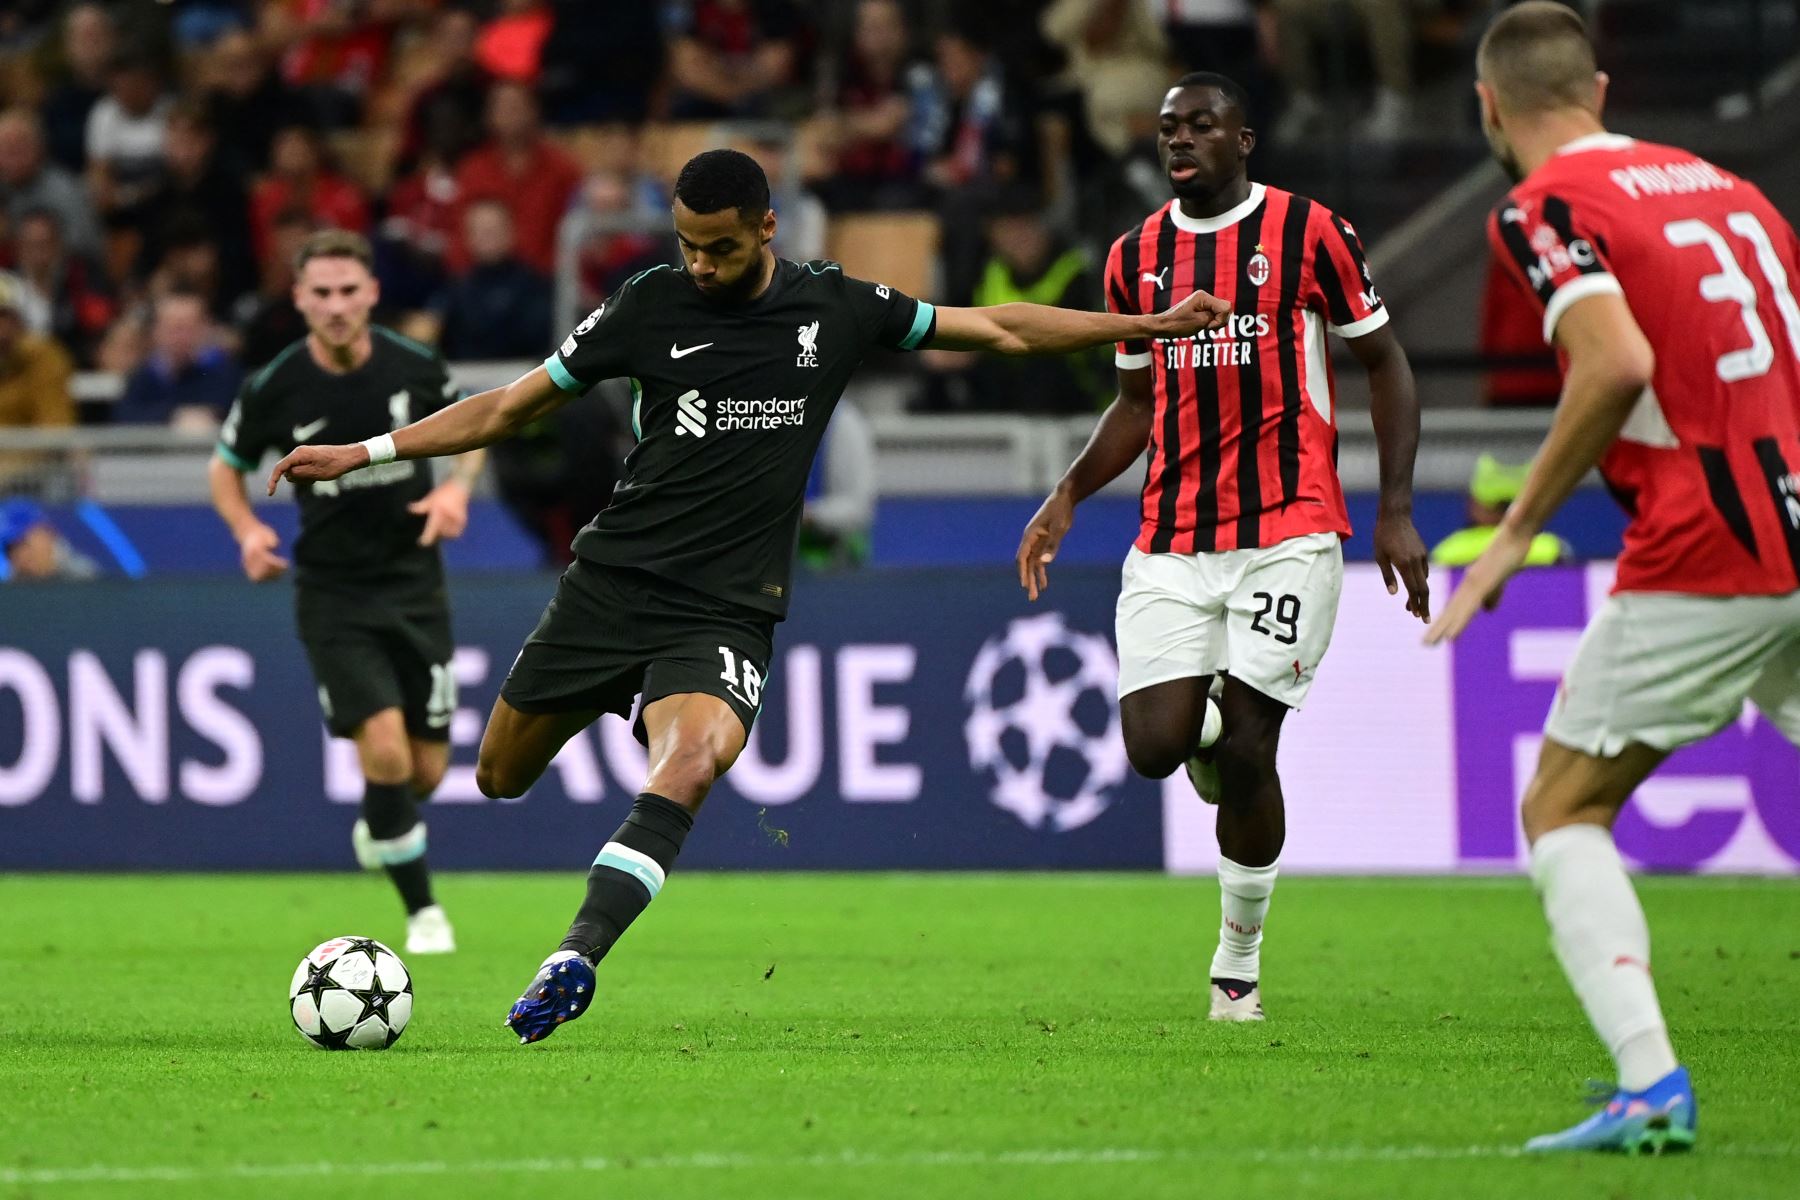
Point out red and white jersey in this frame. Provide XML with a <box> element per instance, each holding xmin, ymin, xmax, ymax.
<box><xmin>1104</xmin><ymin>184</ymin><xmax>1387</xmax><ymax>555</ymax></box>
<box><xmin>1490</xmin><ymin>133</ymin><xmax>1800</xmax><ymax>596</ymax></box>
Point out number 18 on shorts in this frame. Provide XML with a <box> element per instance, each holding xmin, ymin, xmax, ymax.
<box><xmin>1114</xmin><ymin>532</ymin><xmax>1344</xmax><ymax>708</ymax></box>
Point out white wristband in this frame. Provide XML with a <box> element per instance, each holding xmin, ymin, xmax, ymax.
<box><xmin>358</xmin><ymin>433</ymin><xmax>397</xmax><ymax>466</ymax></box>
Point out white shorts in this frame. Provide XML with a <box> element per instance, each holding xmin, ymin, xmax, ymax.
<box><xmin>1546</xmin><ymin>588</ymin><xmax>1800</xmax><ymax>757</ymax></box>
<box><xmin>1115</xmin><ymin>532</ymin><xmax>1344</xmax><ymax>708</ymax></box>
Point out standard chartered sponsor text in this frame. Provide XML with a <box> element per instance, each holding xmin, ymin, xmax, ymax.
<box><xmin>715</xmin><ymin>396</ymin><xmax>808</xmax><ymax>431</ymax></box>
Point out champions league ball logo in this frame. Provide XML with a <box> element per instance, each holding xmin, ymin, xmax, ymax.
<box><xmin>963</xmin><ymin>613</ymin><xmax>1129</xmax><ymax>832</ymax></box>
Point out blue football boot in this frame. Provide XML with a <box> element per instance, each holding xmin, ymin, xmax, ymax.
<box><xmin>505</xmin><ymin>951</ymin><xmax>596</xmax><ymax>1044</ymax></box>
<box><xmin>1525</xmin><ymin>1066</ymin><xmax>1696</xmax><ymax>1154</ymax></box>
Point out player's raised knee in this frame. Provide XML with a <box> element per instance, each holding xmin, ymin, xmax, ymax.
<box><xmin>1123</xmin><ymin>732</ymin><xmax>1187</xmax><ymax>780</ymax></box>
<box><xmin>644</xmin><ymin>743</ymin><xmax>720</xmax><ymax>808</ymax></box>
<box><xmin>476</xmin><ymin>757</ymin><xmax>532</xmax><ymax>800</ymax></box>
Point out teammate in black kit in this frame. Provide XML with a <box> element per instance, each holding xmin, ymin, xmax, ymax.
<box><xmin>210</xmin><ymin>230</ymin><xmax>483</xmax><ymax>956</ymax></box>
<box><xmin>268</xmin><ymin>150</ymin><xmax>1230</xmax><ymax>1043</ymax></box>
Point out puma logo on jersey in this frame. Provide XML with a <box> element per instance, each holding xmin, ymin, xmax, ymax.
<box><xmin>669</xmin><ymin>342</ymin><xmax>714</xmax><ymax>358</ymax></box>
<box><xmin>674</xmin><ymin>389</ymin><xmax>707</xmax><ymax>437</ymax></box>
<box><xmin>1141</xmin><ymin>267</ymin><xmax>1169</xmax><ymax>288</ymax></box>
<box><xmin>292</xmin><ymin>418</ymin><xmax>328</xmax><ymax>442</ymax></box>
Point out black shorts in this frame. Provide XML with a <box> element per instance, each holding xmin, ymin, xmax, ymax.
<box><xmin>500</xmin><ymin>559</ymin><xmax>775</xmax><ymax>743</ymax></box>
<box><xmin>296</xmin><ymin>582</ymin><xmax>456</xmax><ymax>741</ymax></box>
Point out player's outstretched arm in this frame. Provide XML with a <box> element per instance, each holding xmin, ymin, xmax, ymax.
<box><xmin>1426</xmin><ymin>292</ymin><xmax>1653</xmax><ymax>645</ymax></box>
<box><xmin>1016</xmin><ymin>367</ymin><xmax>1155</xmax><ymax>600</ymax></box>
<box><xmin>266</xmin><ymin>367</ymin><xmax>569</xmax><ymax>494</ymax></box>
<box><xmin>931</xmin><ymin>289</ymin><xmax>1231</xmax><ymax>356</ymax></box>
<box><xmin>1347</xmin><ymin>325</ymin><xmax>1430</xmax><ymax>622</ymax></box>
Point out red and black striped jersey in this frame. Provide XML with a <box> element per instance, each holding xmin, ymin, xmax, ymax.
<box><xmin>1489</xmin><ymin>133</ymin><xmax>1800</xmax><ymax>597</ymax></box>
<box><xmin>1105</xmin><ymin>184</ymin><xmax>1387</xmax><ymax>555</ymax></box>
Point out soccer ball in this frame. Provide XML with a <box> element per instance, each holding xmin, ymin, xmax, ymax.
<box><xmin>288</xmin><ymin>936</ymin><xmax>414</xmax><ymax>1050</ymax></box>
<box><xmin>964</xmin><ymin>612</ymin><xmax>1129</xmax><ymax>832</ymax></box>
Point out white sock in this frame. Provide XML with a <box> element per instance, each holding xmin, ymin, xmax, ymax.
<box><xmin>1210</xmin><ymin>856</ymin><xmax>1278</xmax><ymax>982</ymax></box>
<box><xmin>1197</xmin><ymin>697</ymin><xmax>1222</xmax><ymax>750</ymax></box>
<box><xmin>1529</xmin><ymin>824</ymin><xmax>1679</xmax><ymax>1092</ymax></box>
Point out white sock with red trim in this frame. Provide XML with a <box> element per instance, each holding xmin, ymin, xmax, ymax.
<box><xmin>1210</xmin><ymin>855</ymin><xmax>1278</xmax><ymax>982</ymax></box>
<box><xmin>1529</xmin><ymin>823</ymin><xmax>1679</xmax><ymax>1091</ymax></box>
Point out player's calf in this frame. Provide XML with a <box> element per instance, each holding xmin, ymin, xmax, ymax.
<box><xmin>508</xmin><ymin>792</ymin><xmax>696</xmax><ymax>1044</ymax></box>
<box><xmin>1206</xmin><ymin>686</ymin><xmax>1288</xmax><ymax>1021</ymax></box>
<box><xmin>352</xmin><ymin>780</ymin><xmax>454</xmax><ymax>953</ymax></box>
<box><xmin>560</xmin><ymin>793</ymin><xmax>695</xmax><ymax>961</ymax></box>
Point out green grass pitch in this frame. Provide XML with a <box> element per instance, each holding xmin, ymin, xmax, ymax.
<box><xmin>2</xmin><ymin>872</ymin><xmax>1796</xmax><ymax>1199</ymax></box>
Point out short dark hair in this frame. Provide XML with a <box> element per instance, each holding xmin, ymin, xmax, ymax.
<box><xmin>674</xmin><ymin>149</ymin><xmax>770</xmax><ymax>222</ymax></box>
<box><xmin>1477</xmin><ymin>1</ymin><xmax>1597</xmax><ymax>114</ymax></box>
<box><xmin>1171</xmin><ymin>71</ymin><xmax>1251</xmax><ymax>124</ymax></box>
<box><xmin>294</xmin><ymin>228</ymin><xmax>374</xmax><ymax>274</ymax></box>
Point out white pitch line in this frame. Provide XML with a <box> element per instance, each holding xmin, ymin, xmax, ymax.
<box><xmin>4</xmin><ymin>1143</ymin><xmax>1796</xmax><ymax>1186</ymax></box>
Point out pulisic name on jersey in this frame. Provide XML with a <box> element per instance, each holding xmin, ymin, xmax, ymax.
<box><xmin>1608</xmin><ymin>159</ymin><xmax>1734</xmax><ymax>202</ymax></box>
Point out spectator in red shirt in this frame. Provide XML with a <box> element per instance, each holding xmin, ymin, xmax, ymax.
<box><xmin>397</xmin><ymin>8</ymin><xmax>490</xmax><ymax>171</ymax></box>
<box><xmin>249</xmin><ymin>125</ymin><xmax>369</xmax><ymax>264</ymax></box>
<box><xmin>9</xmin><ymin>207</ymin><xmax>114</xmax><ymax>368</ymax></box>
<box><xmin>665</xmin><ymin>0</ymin><xmax>806</xmax><ymax>120</ymax></box>
<box><xmin>262</xmin><ymin>0</ymin><xmax>397</xmax><ymax>128</ymax></box>
<box><xmin>817</xmin><ymin>0</ymin><xmax>923</xmax><ymax>211</ymax></box>
<box><xmin>450</xmin><ymin>83</ymin><xmax>579</xmax><ymax>275</ymax></box>
<box><xmin>378</xmin><ymin>112</ymin><xmax>465</xmax><ymax>311</ymax></box>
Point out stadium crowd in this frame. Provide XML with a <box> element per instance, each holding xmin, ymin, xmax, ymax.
<box><xmin>0</xmin><ymin>0</ymin><xmax>1529</xmax><ymax>434</ymax></box>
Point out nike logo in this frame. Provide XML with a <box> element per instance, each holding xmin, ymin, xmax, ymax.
<box><xmin>669</xmin><ymin>342</ymin><xmax>714</xmax><ymax>358</ymax></box>
<box><xmin>292</xmin><ymin>418</ymin><xmax>328</xmax><ymax>441</ymax></box>
<box><xmin>1141</xmin><ymin>268</ymin><xmax>1169</xmax><ymax>288</ymax></box>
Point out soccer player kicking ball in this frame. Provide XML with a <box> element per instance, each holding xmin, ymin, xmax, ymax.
<box><xmin>210</xmin><ymin>231</ymin><xmax>482</xmax><ymax>955</ymax></box>
<box><xmin>267</xmin><ymin>149</ymin><xmax>1232</xmax><ymax>1043</ymax></box>
<box><xmin>1429</xmin><ymin>3</ymin><xmax>1800</xmax><ymax>1154</ymax></box>
<box><xmin>1018</xmin><ymin>73</ymin><xmax>1430</xmax><ymax>1023</ymax></box>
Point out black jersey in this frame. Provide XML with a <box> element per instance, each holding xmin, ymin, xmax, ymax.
<box><xmin>545</xmin><ymin>259</ymin><xmax>936</xmax><ymax>617</ymax></box>
<box><xmin>217</xmin><ymin>326</ymin><xmax>464</xmax><ymax>592</ymax></box>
